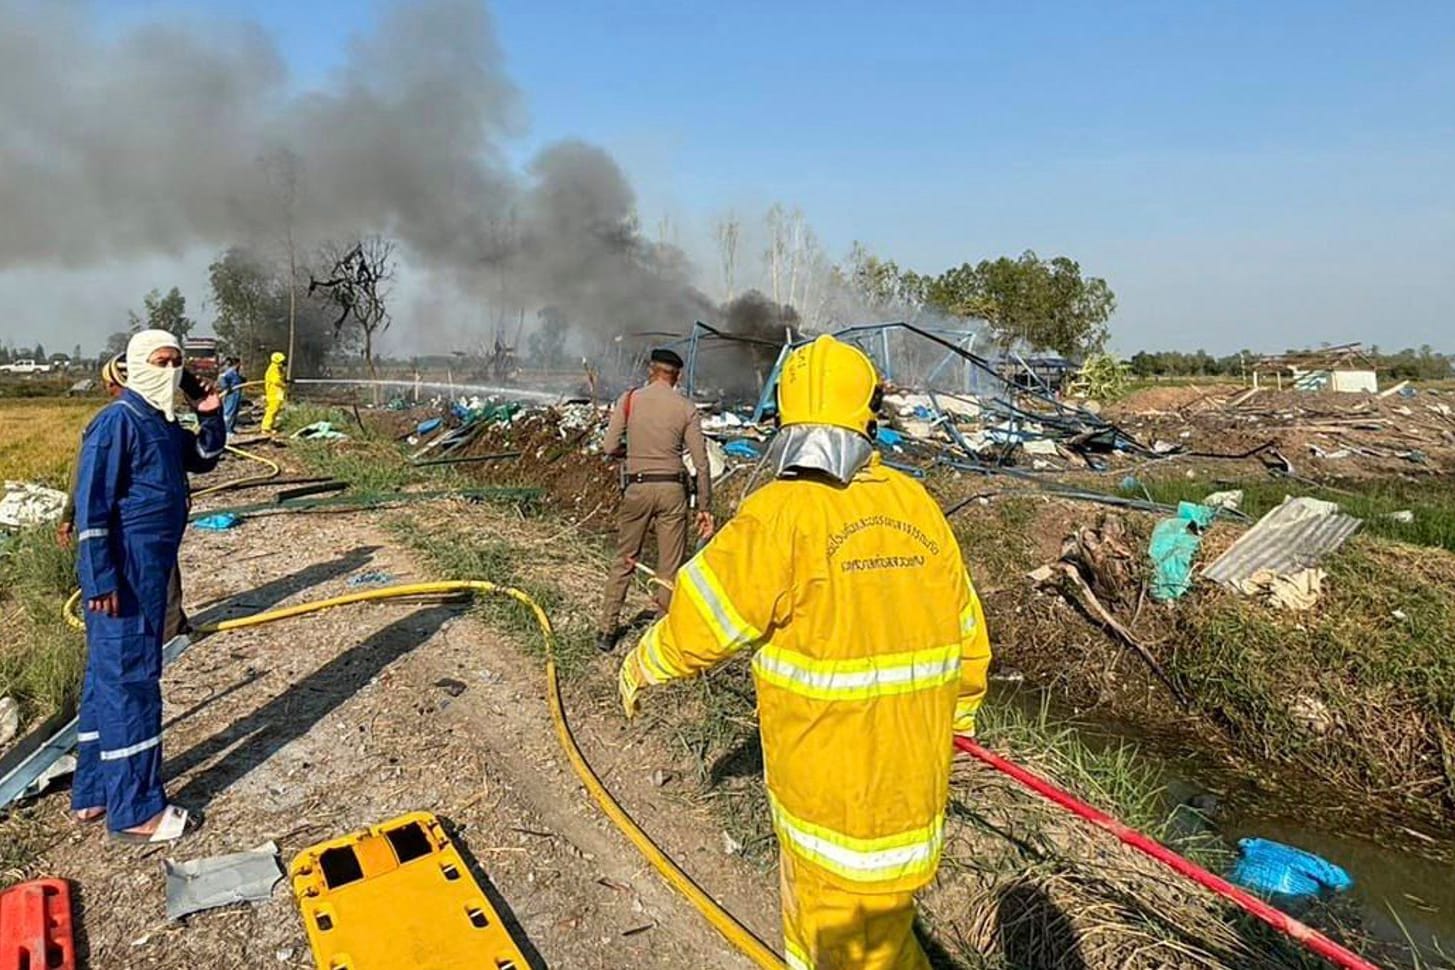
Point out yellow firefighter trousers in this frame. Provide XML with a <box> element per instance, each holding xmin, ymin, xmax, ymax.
<box><xmin>780</xmin><ymin>852</ymin><xmax>930</xmax><ymax>970</ymax></box>
<box><xmin>261</xmin><ymin>390</ymin><xmax>284</xmax><ymax>434</ymax></box>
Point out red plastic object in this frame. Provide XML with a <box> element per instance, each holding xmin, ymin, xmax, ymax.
<box><xmin>0</xmin><ymin>879</ymin><xmax>76</xmax><ymax>970</ymax></box>
<box><xmin>955</xmin><ymin>736</ymin><xmax>1381</xmax><ymax>970</ymax></box>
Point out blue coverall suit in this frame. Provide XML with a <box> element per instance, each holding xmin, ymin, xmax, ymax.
<box><xmin>219</xmin><ymin>366</ymin><xmax>245</xmax><ymax>434</ymax></box>
<box><xmin>71</xmin><ymin>389</ymin><xmax>226</xmax><ymax>829</ymax></box>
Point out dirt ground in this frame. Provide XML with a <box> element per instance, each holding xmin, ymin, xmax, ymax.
<box><xmin>20</xmin><ymin>507</ymin><xmax>773</xmax><ymax>969</ymax></box>
<box><xmin>4</xmin><ymin>435</ymin><xmax>1420</xmax><ymax>969</ymax></box>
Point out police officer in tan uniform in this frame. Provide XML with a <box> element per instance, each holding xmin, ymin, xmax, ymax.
<box><xmin>597</xmin><ymin>348</ymin><xmax>714</xmax><ymax>652</ymax></box>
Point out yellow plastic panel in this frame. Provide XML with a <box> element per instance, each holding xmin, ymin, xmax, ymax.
<box><xmin>290</xmin><ymin>810</ymin><xmax>528</xmax><ymax>970</ymax></box>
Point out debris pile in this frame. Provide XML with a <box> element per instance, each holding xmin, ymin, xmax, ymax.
<box><xmin>1105</xmin><ymin>385</ymin><xmax>1455</xmax><ymax>478</ymax></box>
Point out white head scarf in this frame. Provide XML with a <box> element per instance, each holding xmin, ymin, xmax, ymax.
<box><xmin>126</xmin><ymin>329</ymin><xmax>184</xmax><ymax>422</ymax></box>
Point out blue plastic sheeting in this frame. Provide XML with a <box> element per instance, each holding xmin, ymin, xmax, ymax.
<box><xmin>876</xmin><ymin>427</ymin><xmax>905</xmax><ymax>447</ymax></box>
<box><xmin>1149</xmin><ymin>501</ymin><xmax>1215</xmax><ymax>601</ymax></box>
<box><xmin>193</xmin><ymin>513</ymin><xmax>239</xmax><ymax>531</ymax></box>
<box><xmin>416</xmin><ymin>417</ymin><xmax>443</xmax><ymax>436</ymax></box>
<box><xmin>722</xmin><ymin>439</ymin><xmax>760</xmax><ymax>459</ymax></box>
<box><xmin>1229</xmin><ymin>838</ymin><xmax>1352</xmax><ymax>899</ymax></box>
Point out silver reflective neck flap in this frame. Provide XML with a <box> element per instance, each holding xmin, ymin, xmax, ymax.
<box><xmin>767</xmin><ymin>424</ymin><xmax>874</xmax><ymax>485</ymax></box>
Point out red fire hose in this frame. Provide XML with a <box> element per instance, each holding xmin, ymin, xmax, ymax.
<box><xmin>955</xmin><ymin>736</ymin><xmax>1381</xmax><ymax>970</ymax></box>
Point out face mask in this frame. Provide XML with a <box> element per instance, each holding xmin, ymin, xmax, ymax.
<box><xmin>129</xmin><ymin>362</ymin><xmax>183</xmax><ymax>422</ymax></box>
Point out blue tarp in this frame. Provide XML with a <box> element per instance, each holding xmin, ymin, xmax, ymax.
<box><xmin>1149</xmin><ymin>501</ymin><xmax>1215</xmax><ymax>601</ymax></box>
<box><xmin>723</xmin><ymin>439</ymin><xmax>761</xmax><ymax>459</ymax></box>
<box><xmin>1229</xmin><ymin>838</ymin><xmax>1352</xmax><ymax>899</ymax></box>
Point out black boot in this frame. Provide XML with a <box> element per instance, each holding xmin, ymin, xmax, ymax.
<box><xmin>595</xmin><ymin>629</ymin><xmax>620</xmax><ymax>653</ymax></box>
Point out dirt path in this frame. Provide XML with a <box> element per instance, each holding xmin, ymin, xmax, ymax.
<box><xmin>25</xmin><ymin>507</ymin><xmax>775</xmax><ymax>968</ymax></box>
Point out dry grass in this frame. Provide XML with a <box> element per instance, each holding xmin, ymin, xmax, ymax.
<box><xmin>0</xmin><ymin>396</ymin><xmax>100</xmax><ymax>487</ymax></box>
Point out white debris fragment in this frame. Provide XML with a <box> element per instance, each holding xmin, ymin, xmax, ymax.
<box><xmin>0</xmin><ymin>481</ymin><xmax>68</xmax><ymax>528</ymax></box>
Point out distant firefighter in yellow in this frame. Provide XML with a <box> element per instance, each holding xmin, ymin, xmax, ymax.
<box><xmin>619</xmin><ymin>335</ymin><xmax>992</xmax><ymax>969</ymax></box>
<box><xmin>261</xmin><ymin>351</ymin><xmax>287</xmax><ymax>434</ymax></box>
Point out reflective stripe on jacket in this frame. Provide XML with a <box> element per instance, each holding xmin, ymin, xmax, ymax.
<box><xmin>623</xmin><ymin>453</ymin><xmax>992</xmax><ymax>893</ymax></box>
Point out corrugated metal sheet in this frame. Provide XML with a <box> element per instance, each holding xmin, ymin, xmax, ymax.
<box><xmin>1203</xmin><ymin>497</ymin><xmax>1363</xmax><ymax>587</ymax></box>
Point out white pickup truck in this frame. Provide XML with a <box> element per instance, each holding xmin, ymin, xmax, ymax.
<box><xmin>0</xmin><ymin>359</ymin><xmax>53</xmax><ymax>374</ymax></box>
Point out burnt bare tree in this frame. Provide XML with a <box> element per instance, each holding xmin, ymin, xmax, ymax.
<box><xmin>309</xmin><ymin>236</ymin><xmax>396</xmax><ymax>381</ymax></box>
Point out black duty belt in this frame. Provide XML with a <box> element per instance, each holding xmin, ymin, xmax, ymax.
<box><xmin>624</xmin><ymin>472</ymin><xmax>688</xmax><ymax>486</ymax></box>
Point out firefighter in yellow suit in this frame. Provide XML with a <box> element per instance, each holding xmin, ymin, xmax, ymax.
<box><xmin>261</xmin><ymin>351</ymin><xmax>286</xmax><ymax>434</ymax></box>
<box><xmin>619</xmin><ymin>334</ymin><xmax>992</xmax><ymax>970</ymax></box>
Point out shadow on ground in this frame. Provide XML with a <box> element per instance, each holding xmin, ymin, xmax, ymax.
<box><xmin>188</xmin><ymin>545</ymin><xmax>381</xmax><ymax>628</ymax></box>
<box><xmin>165</xmin><ymin>604</ymin><xmax>456</xmax><ymax>809</ymax></box>
<box><xmin>445</xmin><ymin>816</ymin><xmax>550</xmax><ymax>970</ymax></box>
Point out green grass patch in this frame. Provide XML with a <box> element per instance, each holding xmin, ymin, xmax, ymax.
<box><xmin>389</xmin><ymin>515</ymin><xmax>597</xmax><ymax>678</ymax></box>
<box><xmin>1125</xmin><ymin>475</ymin><xmax>1455</xmax><ymax>553</ymax></box>
<box><xmin>977</xmin><ymin>697</ymin><xmax>1226</xmax><ymax>866</ymax></box>
<box><xmin>1164</xmin><ymin>536</ymin><xmax>1455</xmax><ymax>805</ymax></box>
<box><xmin>0</xmin><ymin>528</ymin><xmax>86</xmax><ymax>721</ymax></box>
<box><xmin>278</xmin><ymin>405</ymin><xmax>469</xmax><ymax>495</ymax></box>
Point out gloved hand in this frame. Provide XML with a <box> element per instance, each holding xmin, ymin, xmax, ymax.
<box><xmin>952</xmin><ymin>706</ymin><xmax>977</xmax><ymax>738</ymax></box>
<box><xmin>619</xmin><ymin>656</ymin><xmax>643</xmax><ymax>719</ymax></box>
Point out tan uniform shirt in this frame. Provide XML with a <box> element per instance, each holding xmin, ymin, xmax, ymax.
<box><xmin>602</xmin><ymin>380</ymin><xmax>711</xmax><ymax>507</ymax></box>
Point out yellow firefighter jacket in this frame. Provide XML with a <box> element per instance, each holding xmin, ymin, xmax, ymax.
<box><xmin>621</xmin><ymin>453</ymin><xmax>991</xmax><ymax>894</ymax></box>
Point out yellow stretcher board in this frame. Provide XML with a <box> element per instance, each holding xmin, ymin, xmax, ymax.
<box><xmin>289</xmin><ymin>810</ymin><xmax>529</xmax><ymax>970</ymax></box>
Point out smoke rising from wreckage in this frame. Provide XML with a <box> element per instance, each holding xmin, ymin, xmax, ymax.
<box><xmin>0</xmin><ymin>0</ymin><xmax>758</xmax><ymax>348</ymax></box>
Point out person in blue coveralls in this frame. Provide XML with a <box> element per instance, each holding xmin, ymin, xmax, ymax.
<box><xmin>70</xmin><ymin>328</ymin><xmax>225</xmax><ymax>844</ymax></box>
<box><xmin>218</xmin><ymin>355</ymin><xmax>246</xmax><ymax>435</ymax></box>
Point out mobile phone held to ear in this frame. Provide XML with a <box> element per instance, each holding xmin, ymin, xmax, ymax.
<box><xmin>180</xmin><ymin>368</ymin><xmax>206</xmax><ymax>401</ymax></box>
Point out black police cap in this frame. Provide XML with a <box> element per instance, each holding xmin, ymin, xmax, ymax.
<box><xmin>650</xmin><ymin>348</ymin><xmax>685</xmax><ymax>370</ymax></box>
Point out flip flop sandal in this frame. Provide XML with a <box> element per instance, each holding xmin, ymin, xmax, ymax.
<box><xmin>74</xmin><ymin>808</ymin><xmax>106</xmax><ymax>825</ymax></box>
<box><xmin>109</xmin><ymin>804</ymin><xmax>191</xmax><ymax>845</ymax></box>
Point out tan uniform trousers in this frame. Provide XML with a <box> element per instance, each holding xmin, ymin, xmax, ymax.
<box><xmin>598</xmin><ymin>481</ymin><xmax>688</xmax><ymax>632</ymax></box>
<box><xmin>164</xmin><ymin>567</ymin><xmax>188</xmax><ymax>641</ymax></box>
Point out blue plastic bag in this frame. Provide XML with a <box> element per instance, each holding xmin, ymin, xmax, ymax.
<box><xmin>722</xmin><ymin>439</ymin><xmax>760</xmax><ymax>459</ymax></box>
<box><xmin>1148</xmin><ymin>501</ymin><xmax>1214</xmax><ymax>601</ymax></box>
<box><xmin>193</xmin><ymin>513</ymin><xmax>239</xmax><ymax>531</ymax></box>
<box><xmin>1228</xmin><ymin>838</ymin><xmax>1352</xmax><ymax>899</ymax></box>
<box><xmin>876</xmin><ymin>427</ymin><xmax>905</xmax><ymax>447</ymax></box>
<box><xmin>416</xmin><ymin>417</ymin><xmax>443</xmax><ymax>436</ymax></box>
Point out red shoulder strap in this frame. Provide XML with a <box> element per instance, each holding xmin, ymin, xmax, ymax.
<box><xmin>623</xmin><ymin>388</ymin><xmax>636</xmax><ymax>425</ymax></box>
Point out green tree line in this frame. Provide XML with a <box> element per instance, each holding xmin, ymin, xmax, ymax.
<box><xmin>1128</xmin><ymin>346</ymin><xmax>1454</xmax><ymax>381</ymax></box>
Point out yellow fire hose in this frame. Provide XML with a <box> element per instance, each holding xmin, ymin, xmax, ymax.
<box><xmin>191</xmin><ymin>444</ymin><xmax>282</xmax><ymax>498</ymax></box>
<box><xmin>63</xmin><ymin>581</ymin><xmax>784</xmax><ymax>968</ymax></box>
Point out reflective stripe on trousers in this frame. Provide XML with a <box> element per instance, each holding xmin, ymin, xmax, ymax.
<box><xmin>770</xmin><ymin>793</ymin><xmax>943</xmax><ymax>886</ymax></box>
<box><xmin>779</xmin><ymin>848</ymin><xmax>930</xmax><ymax>970</ymax></box>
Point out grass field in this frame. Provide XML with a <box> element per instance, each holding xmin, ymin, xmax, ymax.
<box><xmin>0</xmin><ymin>396</ymin><xmax>107</xmax><ymax>722</ymax></box>
<box><xmin>0</xmin><ymin>397</ymin><xmax>103</xmax><ymax>487</ymax></box>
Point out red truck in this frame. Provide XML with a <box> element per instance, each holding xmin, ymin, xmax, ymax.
<box><xmin>182</xmin><ymin>336</ymin><xmax>220</xmax><ymax>379</ymax></box>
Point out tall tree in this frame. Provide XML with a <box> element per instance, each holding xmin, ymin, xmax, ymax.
<box><xmin>129</xmin><ymin>286</ymin><xmax>195</xmax><ymax>340</ymax></box>
<box><xmin>209</xmin><ymin>246</ymin><xmax>345</xmax><ymax>378</ymax></box>
<box><xmin>309</xmin><ymin>236</ymin><xmax>396</xmax><ymax>381</ymax></box>
<box><xmin>529</xmin><ymin>306</ymin><xmax>570</xmax><ymax>370</ymax></box>
<box><xmin>716</xmin><ymin>212</ymin><xmax>740</xmax><ymax>303</ymax></box>
<box><xmin>925</xmin><ymin>251</ymin><xmax>1114</xmax><ymax>357</ymax></box>
<box><xmin>209</xmin><ymin>248</ymin><xmax>275</xmax><ymax>367</ymax></box>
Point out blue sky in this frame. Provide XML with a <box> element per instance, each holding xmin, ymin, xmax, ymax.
<box><xmin>26</xmin><ymin>1</ymin><xmax>1455</xmax><ymax>353</ymax></box>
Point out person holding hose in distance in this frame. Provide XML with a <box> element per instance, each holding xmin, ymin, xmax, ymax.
<box><xmin>618</xmin><ymin>335</ymin><xmax>992</xmax><ymax>969</ymax></box>
<box><xmin>71</xmin><ymin>329</ymin><xmax>225</xmax><ymax>843</ymax></box>
<box><xmin>261</xmin><ymin>350</ymin><xmax>287</xmax><ymax>434</ymax></box>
